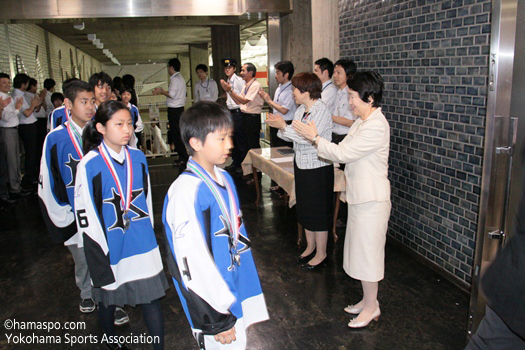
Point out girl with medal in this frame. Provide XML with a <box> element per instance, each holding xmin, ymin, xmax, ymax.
<box><xmin>75</xmin><ymin>100</ymin><xmax>168</xmax><ymax>350</ymax></box>
<box><xmin>163</xmin><ymin>101</ymin><xmax>268</xmax><ymax>349</ymax></box>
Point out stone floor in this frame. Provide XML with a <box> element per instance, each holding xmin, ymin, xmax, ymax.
<box><xmin>0</xmin><ymin>157</ymin><xmax>470</xmax><ymax>349</ymax></box>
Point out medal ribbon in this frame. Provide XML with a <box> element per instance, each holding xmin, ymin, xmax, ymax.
<box><xmin>99</xmin><ymin>142</ymin><xmax>133</xmax><ymax>212</ymax></box>
<box><xmin>66</xmin><ymin>121</ymin><xmax>83</xmax><ymax>159</ymax></box>
<box><xmin>187</xmin><ymin>160</ymin><xmax>240</xmax><ymax>246</ymax></box>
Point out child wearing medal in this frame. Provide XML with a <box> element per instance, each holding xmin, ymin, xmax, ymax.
<box><xmin>75</xmin><ymin>100</ymin><xmax>168</xmax><ymax>350</ymax></box>
<box><xmin>38</xmin><ymin>80</ymin><xmax>96</xmax><ymax>314</ymax></box>
<box><xmin>162</xmin><ymin>101</ymin><xmax>269</xmax><ymax>350</ymax></box>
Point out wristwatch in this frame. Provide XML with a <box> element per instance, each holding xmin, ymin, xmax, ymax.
<box><xmin>312</xmin><ymin>134</ymin><xmax>319</xmax><ymax>144</ymax></box>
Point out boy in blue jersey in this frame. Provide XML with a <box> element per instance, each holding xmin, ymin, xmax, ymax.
<box><xmin>162</xmin><ymin>101</ymin><xmax>269</xmax><ymax>350</ymax></box>
<box><xmin>38</xmin><ymin>80</ymin><xmax>97</xmax><ymax>313</ymax></box>
<box><xmin>48</xmin><ymin>78</ymin><xmax>79</xmax><ymax>131</ymax></box>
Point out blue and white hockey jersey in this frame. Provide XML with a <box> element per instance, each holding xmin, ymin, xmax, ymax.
<box><xmin>162</xmin><ymin>159</ymin><xmax>269</xmax><ymax>336</ymax></box>
<box><xmin>49</xmin><ymin>105</ymin><xmax>69</xmax><ymax>131</ymax></box>
<box><xmin>74</xmin><ymin>143</ymin><xmax>164</xmax><ymax>291</ymax></box>
<box><xmin>38</xmin><ymin>120</ymin><xmax>84</xmax><ymax>245</ymax></box>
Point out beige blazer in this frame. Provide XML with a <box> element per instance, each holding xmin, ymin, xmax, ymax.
<box><xmin>317</xmin><ymin>107</ymin><xmax>390</xmax><ymax>205</ymax></box>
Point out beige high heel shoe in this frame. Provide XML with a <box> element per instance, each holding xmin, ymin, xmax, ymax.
<box><xmin>348</xmin><ymin>305</ymin><xmax>381</xmax><ymax>328</ymax></box>
<box><xmin>344</xmin><ymin>300</ymin><xmax>379</xmax><ymax>315</ymax></box>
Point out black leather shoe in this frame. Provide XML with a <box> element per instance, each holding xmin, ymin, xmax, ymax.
<box><xmin>301</xmin><ymin>257</ymin><xmax>327</xmax><ymax>271</ymax></box>
<box><xmin>296</xmin><ymin>252</ymin><xmax>315</xmax><ymax>264</ymax></box>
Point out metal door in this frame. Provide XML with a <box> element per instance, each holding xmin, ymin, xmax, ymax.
<box><xmin>467</xmin><ymin>0</ymin><xmax>524</xmax><ymax>338</ymax></box>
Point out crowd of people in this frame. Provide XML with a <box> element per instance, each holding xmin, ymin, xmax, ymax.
<box><xmin>0</xmin><ymin>55</ymin><xmax>394</xmax><ymax>350</ymax></box>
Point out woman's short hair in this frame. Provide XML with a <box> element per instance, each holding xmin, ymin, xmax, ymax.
<box><xmin>291</xmin><ymin>72</ymin><xmax>322</xmax><ymax>100</ymax></box>
<box><xmin>347</xmin><ymin>71</ymin><xmax>384</xmax><ymax>107</ymax></box>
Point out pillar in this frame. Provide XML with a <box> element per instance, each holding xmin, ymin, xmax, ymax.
<box><xmin>211</xmin><ymin>25</ymin><xmax>241</xmax><ymax>99</ymax></box>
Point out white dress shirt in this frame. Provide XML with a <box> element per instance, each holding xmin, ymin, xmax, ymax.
<box><xmin>166</xmin><ymin>72</ymin><xmax>186</xmax><ymax>108</ymax></box>
<box><xmin>45</xmin><ymin>91</ymin><xmax>54</xmax><ymax>117</ymax></box>
<box><xmin>332</xmin><ymin>86</ymin><xmax>356</xmax><ymax>135</ymax></box>
<box><xmin>321</xmin><ymin>80</ymin><xmax>338</xmax><ymax>116</ymax></box>
<box><xmin>14</xmin><ymin>88</ymin><xmax>36</xmax><ymax>125</ymax></box>
<box><xmin>226</xmin><ymin>74</ymin><xmax>245</xmax><ymax>110</ymax></box>
<box><xmin>194</xmin><ymin>78</ymin><xmax>218</xmax><ymax>103</ymax></box>
<box><xmin>0</xmin><ymin>91</ymin><xmax>20</xmax><ymax>128</ymax></box>
<box><xmin>26</xmin><ymin>91</ymin><xmax>46</xmax><ymax>119</ymax></box>
<box><xmin>273</xmin><ymin>81</ymin><xmax>296</xmax><ymax>121</ymax></box>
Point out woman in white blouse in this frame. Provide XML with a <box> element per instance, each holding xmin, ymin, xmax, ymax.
<box><xmin>266</xmin><ymin>72</ymin><xmax>333</xmax><ymax>270</ymax></box>
<box><xmin>294</xmin><ymin>71</ymin><xmax>391</xmax><ymax>328</ymax></box>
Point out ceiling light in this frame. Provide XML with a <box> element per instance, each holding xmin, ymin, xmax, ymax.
<box><xmin>87</xmin><ymin>34</ymin><xmax>96</xmax><ymax>41</ymax></box>
<box><xmin>93</xmin><ymin>39</ymin><xmax>100</xmax><ymax>45</ymax></box>
<box><xmin>97</xmin><ymin>43</ymin><xmax>104</xmax><ymax>49</ymax></box>
<box><xmin>74</xmin><ymin>22</ymin><xmax>85</xmax><ymax>30</ymax></box>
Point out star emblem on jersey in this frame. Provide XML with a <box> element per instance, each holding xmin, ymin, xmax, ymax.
<box><xmin>103</xmin><ymin>187</ymin><xmax>149</xmax><ymax>232</ymax></box>
<box><xmin>65</xmin><ymin>154</ymin><xmax>80</xmax><ymax>187</ymax></box>
<box><xmin>214</xmin><ymin>214</ymin><xmax>251</xmax><ymax>271</ymax></box>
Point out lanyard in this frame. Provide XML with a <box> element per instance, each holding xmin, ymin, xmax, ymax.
<box><xmin>66</xmin><ymin>121</ymin><xmax>83</xmax><ymax>159</ymax></box>
<box><xmin>99</xmin><ymin>142</ymin><xmax>133</xmax><ymax>214</ymax></box>
<box><xmin>200</xmin><ymin>78</ymin><xmax>210</xmax><ymax>90</ymax></box>
<box><xmin>243</xmin><ymin>79</ymin><xmax>255</xmax><ymax>95</ymax></box>
<box><xmin>187</xmin><ymin>160</ymin><xmax>241</xmax><ymax>262</ymax></box>
<box><xmin>322</xmin><ymin>81</ymin><xmax>333</xmax><ymax>92</ymax></box>
<box><xmin>276</xmin><ymin>83</ymin><xmax>291</xmax><ymax>102</ymax></box>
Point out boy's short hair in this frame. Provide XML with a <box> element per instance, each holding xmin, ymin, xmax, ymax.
<box><xmin>195</xmin><ymin>64</ymin><xmax>208</xmax><ymax>73</ymax></box>
<box><xmin>64</xmin><ymin>80</ymin><xmax>93</xmax><ymax>102</ymax></box>
<box><xmin>51</xmin><ymin>92</ymin><xmax>64</xmax><ymax>105</ymax></box>
<box><xmin>181</xmin><ymin>101</ymin><xmax>233</xmax><ymax>156</ymax></box>
<box><xmin>168</xmin><ymin>58</ymin><xmax>181</xmax><ymax>72</ymax></box>
<box><xmin>13</xmin><ymin>73</ymin><xmax>30</xmax><ymax>89</ymax></box>
<box><xmin>28</xmin><ymin>78</ymin><xmax>38</xmax><ymax>90</ymax></box>
<box><xmin>89</xmin><ymin>72</ymin><xmax>112</xmax><ymax>89</ymax></box>
<box><xmin>0</xmin><ymin>73</ymin><xmax>10</xmax><ymax>80</ymax></box>
<box><xmin>44</xmin><ymin>78</ymin><xmax>56</xmax><ymax>90</ymax></box>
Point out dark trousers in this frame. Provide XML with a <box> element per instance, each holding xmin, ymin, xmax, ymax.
<box><xmin>18</xmin><ymin>122</ymin><xmax>39</xmax><ymax>188</ymax></box>
<box><xmin>240</xmin><ymin>112</ymin><xmax>261</xmax><ymax>163</ymax></box>
<box><xmin>231</xmin><ymin>109</ymin><xmax>246</xmax><ymax>167</ymax></box>
<box><xmin>36</xmin><ymin>118</ymin><xmax>47</xmax><ymax>169</ymax></box>
<box><xmin>466</xmin><ymin>306</ymin><xmax>525</xmax><ymax>350</ymax></box>
<box><xmin>167</xmin><ymin>107</ymin><xmax>188</xmax><ymax>162</ymax></box>
<box><xmin>270</xmin><ymin>120</ymin><xmax>293</xmax><ymax>149</ymax></box>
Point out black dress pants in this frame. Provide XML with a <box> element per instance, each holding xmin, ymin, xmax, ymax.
<box><xmin>240</xmin><ymin>112</ymin><xmax>261</xmax><ymax>163</ymax></box>
<box><xmin>18</xmin><ymin>122</ymin><xmax>38</xmax><ymax>188</ymax></box>
<box><xmin>167</xmin><ymin>107</ymin><xmax>188</xmax><ymax>162</ymax></box>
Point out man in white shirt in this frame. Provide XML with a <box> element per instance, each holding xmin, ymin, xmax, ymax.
<box><xmin>221</xmin><ymin>62</ymin><xmax>264</xmax><ymax>163</ymax></box>
<box><xmin>43</xmin><ymin>78</ymin><xmax>56</xmax><ymax>118</ymax></box>
<box><xmin>314</xmin><ymin>58</ymin><xmax>338</xmax><ymax>116</ymax></box>
<box><xmin>0</xmin><ymin>73</ymin><xmax>25</xmax><ymax>202</ymax></box>
<box><xmin>193</xmin><ymin>64</ymin><xmax>218</xmax><ymax>103</ymax></box>
<box><xmin>332</xmin><ymin>59</ymin><xmax>357</xmax><ymax>144</ymax></box>
<box><xmin>154</xmin><ymin>58</ymin><xmax>187</xmax><ymax>166</ymax></box>
<box><xmin>220</xmin><ymin>58</ymin><xmax>246</xmax><ymax>170</ymax></box>
<box><xmin>13</xmin><ymin>74</ymin><xmax>41</xmax><ymax>191</ymax></box>
<box><xmin>259</xmin><ymin>60</ymin><xmax>296</xmax><ymax>149</ymax></box>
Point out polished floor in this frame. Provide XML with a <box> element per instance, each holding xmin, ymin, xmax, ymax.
<box><xmin>0</xmin><ymin>157</ymin><xmax>469</xmax><ymax>349</ymax></box>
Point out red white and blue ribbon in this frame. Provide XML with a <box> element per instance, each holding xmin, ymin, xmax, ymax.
<box><xmin>66</xmin><ymin>121</ymin><xmax>83</xmax><ymax>159</ymax></box>
<box><xmin>98</xmin><ymin>142</ymin><xmax>133</xmax><ymax>213</ymax></box>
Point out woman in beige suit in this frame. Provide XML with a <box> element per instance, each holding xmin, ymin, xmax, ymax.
<box><xmin>293</xmin><ymin>71</ymin><xmax>390</xmax><ymax>328</ymax></box>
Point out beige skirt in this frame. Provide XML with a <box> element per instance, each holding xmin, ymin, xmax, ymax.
<box><xmin>343</xmin><ymin>200</ymin><xmax>391</xmax><ymax>282</ymax></box>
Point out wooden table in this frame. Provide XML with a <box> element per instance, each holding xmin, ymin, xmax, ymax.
<box><xmin>241</xmin><ymin>147</ymin><xmax>346</xmax><ymax>245</ymax></box>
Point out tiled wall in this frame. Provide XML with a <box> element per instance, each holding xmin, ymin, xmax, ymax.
<box><xmin>0</xmin><ymin>23</ymin><xmax>101</xmax><ymax>92</ymax></box>
<box><xmin>339</xmin><ymin>0</ymin><xmax>491</xmax><ymax>285</ymax></box>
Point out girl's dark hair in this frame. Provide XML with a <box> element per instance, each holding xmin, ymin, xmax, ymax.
<box><xmin>82</xmin><ymin>100</ymin><xmax>130</xmax><ymax>154</ymax></box>
<box><xmin>291</xmin><ymin>72</ymin><xmax>322</xmax><ymax>100</ymax></box>
<box><xmin>181</xmin><ymin>101</ymin><xmax>233</xmax><ymax>156</ymax></box>
<box><xmin>347</xmin><ymin>71</ymin><xmax>384</xmax><ymax>107</ymax></box>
